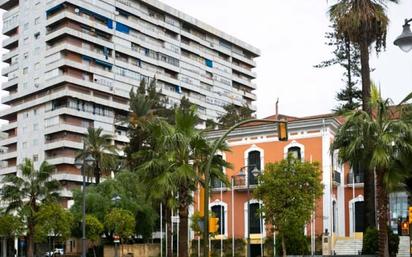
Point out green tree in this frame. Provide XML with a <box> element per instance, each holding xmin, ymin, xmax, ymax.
<box><xmin>329</xmin><ymin>0</ymin><xmax>399</xmax><ymax>234</ymax></box>
<box><xmin>315</xmin><ymin>27</ymin><xmax>362</xmax><ymax>113</ymax></box>
<box><xmin>104</xmin><ymin>208</ymin><xmax>135</xmax><ymax>256</ymax></box>
<box><xmin>34</xmin><ymin>203</ymin><xmax>74</xmax><ymax>252</ymax></box>
<box><xmin>85</xmin><ymin>215</ymin><xmax>104</xmax><ymax>257</ymax></box>
<box><xmin>0</xmin><ymin>214</ymin><xmax>23</xmax><ymax>238</ymax></box>
<box><xmin>332</xmin><ymin>86</ymin><xmax>412</xmax><ymax>257</ymax></box>
<box><xmin>0</xmin><ymin>159</ymin><xmax>61</xmax><ymax>257</ymax></box>
<box><xmin>78</xmin><ymin>127</ymin><xmax>117</xmax><ymax>184</ymax></box>
<box><xmin>254</xmin><ymin>156</ymin><xmax>323</xmax><ymax>257</ymax></box>
<box><xmin>217</xmin><ymin>104</ymin><xmax>254</xmax><ymax>129</ymax></box>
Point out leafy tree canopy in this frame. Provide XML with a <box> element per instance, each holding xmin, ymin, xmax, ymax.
<box><xmin>217</xmin><ymin>104</ymin><xmax>254</xmax><ymax>129</ymax></box>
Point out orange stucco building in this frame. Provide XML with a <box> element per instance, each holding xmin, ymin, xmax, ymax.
<box><xmin>193</xmin><ymin>113</ymin><xmax>365</xmax><ymax>255</ymax></box>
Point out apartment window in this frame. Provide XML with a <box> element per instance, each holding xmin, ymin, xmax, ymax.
<box><xmin>248</xmin><ymin>202</ymin><xmax>262</xmax><ymax>234</ymax></box>
<box><xmin>34</xmin><ymin>32</ymin><xmax>40</xmax><ymax>40</ymax></box>
<box><xmin>33</xmin><ymin>154</ymin><xmax>39</xmax><ymax>162</ymax></box>
<box><xmin>34</xmin><ymin>78</ymin><xmax>40</xmax><ymax>88</ymax></box>
<box><xmin>24</xmin><ymin>112</ymin><xmax>29</xmax><ymax>118</ymax></box>
<box><xmin>34</xmin><ymin>62</ymin><xmax>40</xmax><ymax>70</ymax></box>
<box><xmin>23</xmin><ymin>52</ymin><xmax>29</xmax><ymax>59</ymax></box>
<box><xmin>23</xmin><ymin>37</ymin><xmax>29</xmax><ymax>45</ymax></box>
<box><xmin>33</xmin><ymin>108</ymin><xmax>38</xmax><ymax>116</ymax></box>
<box><xmin>34</xmin><ymin>17</ymin><xmax>40</xmax><ymax>25</ymax></box>
<box><xmin>33</xmin><ymin>123</ymin><xmax>39</xmax><ymax>131</ymax></box>
<box><xmin>23</xmin><ymin>67</ymin><xmax>28</xmax><ymax>74</ymax></box>
<box><xmin>23</xmin><ymin>22</ymin><xmax>29</xmax><ymax>30</ymax></box>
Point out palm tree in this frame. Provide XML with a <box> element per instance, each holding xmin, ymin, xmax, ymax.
<box><xmin>329</xmin><ymin>0</ymin><xmax>398</xmax><ymax>231</ymax></box>
<box><xmin>332</xmin><ymin>87</ymin><xmax>412</xmax><ymax>257</ymax></box>
<box><xmin>0</xmin><ymin>159</ymin><xmax>61</xmax><ymax>257</ymax></box>
<box><xmin>78</xmin><ymin>127</ymin><xmax>117</xmax><ymax>184</ymax></box>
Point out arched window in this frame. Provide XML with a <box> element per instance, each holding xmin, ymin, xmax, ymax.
<box><xmin>211</xmin><ymin>205</ymin><xmax>225</xmax><ymax>235</ymax></box>
<box><xmin>248</xmin><ymin>150</ymin><xmax>261</xmax><ymax>185</ymax></box>
<box><xmin>249</xmin><ymin>202</ymin><xmax>262</xmax><ymax>234</ymax></box>
<box><xmin>287</xmin><ymin>146</ymin><xmax>301</xmax><ymax>160</ymax></box>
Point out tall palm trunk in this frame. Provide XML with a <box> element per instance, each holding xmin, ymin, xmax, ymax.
<box><xmin>376</xmin><ymin>169</ymin><xmax>389</xmax><ymax>257</ymax></box>
<box><xmin>359</xmin><ymin>39</ymin><xmax>376</xmax><ymax>231</ymax></box>
<box><xmin>27</xmin><ymin>220</ymin><xmax>34</xmax><ymax>257</ymax></box>
<box><xmin>166</xmin><ymin>207</ymin><xmax>173</xmax><ymax>257</ymax></box>
<box><xmin>178</xmin><ymin>189</ymin><xmax>189</xmax><ymax>257</ymax></box>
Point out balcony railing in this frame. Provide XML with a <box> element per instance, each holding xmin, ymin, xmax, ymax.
<box><xmin>333</xmin><ymin>170</ymin><xmax>341</xmax><ymax>184</ymax></box>
<box><xmin>347</xmin><ymin>172</ymin><xmax>364</xmax><ymax>184</ymax></box>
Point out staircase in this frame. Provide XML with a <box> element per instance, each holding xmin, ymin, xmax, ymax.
<box><xmin>334</xmin><ymin>238</ymin><xmax>362</xmax><ymax>255</ymax></box>
<box><xmin>397</xmin><ymin>236</ymin><xmax>410</xmax><ymax>257</ymax></box>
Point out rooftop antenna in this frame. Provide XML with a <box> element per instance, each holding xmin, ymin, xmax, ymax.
<box><xmin>275</xmin><ymin>98</ymin><xmax>279</xmax><ymax>120</ymax></box>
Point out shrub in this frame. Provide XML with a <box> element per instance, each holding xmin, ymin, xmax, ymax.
<box><xmin>362</xmin><ymin>227</ymin><xmax>399</xmax><ymax>257</ymax></box>
<box><xmin>275</xmin><ymin>230</ymin><xmax>310</xmax><ymax>255</ymax></box>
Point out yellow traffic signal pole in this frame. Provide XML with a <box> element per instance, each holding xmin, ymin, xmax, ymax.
<box><xmin>203</xmin><ymin>118</ymin><xmax>288</xmax><ymax>257</ymax></box>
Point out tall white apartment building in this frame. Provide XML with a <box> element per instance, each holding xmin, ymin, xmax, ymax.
<box><xmin>0</xmin><ymin>0</ymin><xmax>259</xmax><ymax>205</ymax></box>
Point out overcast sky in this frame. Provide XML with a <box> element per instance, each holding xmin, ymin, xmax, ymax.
<box><xmin>166</xmin><ymin>0</ymin><xmax>412</xmax><ymax>118</ymax></box>
<box><xmin>1</xmin><ymin>1</ymin><xmax>411</xmax><ymax>119</ymax></box>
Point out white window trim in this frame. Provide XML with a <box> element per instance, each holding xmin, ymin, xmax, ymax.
<box><xmin>283</xmin><ymin>140</ymin><xmax>305</xmax><ymax>160</ymax></box>
<box><xmin>210</xmin><ymin>200</ymin><xmax>228</xmax><ymax>238</ymax></box>
<box><xmin>243</xmin><ymin>199</ymin><xmax>266</xmax><ymax>238</ymax></box>
<box><xmin>244</xmin><ymin>144</ymin><xmax>264</xmax><ymax>183</ymax></box>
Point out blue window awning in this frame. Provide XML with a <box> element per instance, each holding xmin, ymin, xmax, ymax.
<box><xmin>205</xmin><ymin>59</ymin><xmax>213</xmax><ymax>68</ymax></box>
<box><xmin>95</xmin><ymin>59</ymin><xmax>113</xmax><ymax>68</ymax></box>
<box><xmin>116</xmin><ymin>22</ymin><xmax>130</xmax><ymax>34</ymax></box>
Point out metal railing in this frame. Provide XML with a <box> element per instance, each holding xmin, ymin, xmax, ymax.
<box><xmin>347</xmin><ymin>172</ymin><xmax>365</xmax><ymax>184</ymax></box>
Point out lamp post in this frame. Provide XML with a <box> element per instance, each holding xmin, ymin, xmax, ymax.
<box><xmin>74</xmin><ymin>154</ymin><xmax>96</xmax><ymax>257</ymax></box>
<box><xmin>236</xmin><ymin>165</ymin><xmax>260</xmax><ymax>257</ymax></box>
<box><xmin>111</xmin><ymin>195</ymin><xmax>121</xmax><ymax>257</ymax></box>
<box><xmin>394</xmin><ymin>18</ymin><xmax>412</xmax><ymax>52</ymax></box>
<box><xmin>203</xmin><ymin>118</ymin><xmax>287</xmax><ymax>257</ymax></box>
<box><xmin>251</xmin><ymin>170</ymin><xmax>264</xmax><ymax>257</ymax></box>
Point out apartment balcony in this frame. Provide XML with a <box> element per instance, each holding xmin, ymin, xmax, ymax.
<box><xmin>46</xmin><ymin>156</ymin><xmax>76</xmax><ymax>166</ymax></box>
<box><xmin>1</xmin><ymin>62</ymin><xmax>18</xmax><ymax>76</ymax></box>
<box><xmin>44</xmin><ymin>140</ymin><xmax>83</xmax><ymax>151</ymax></box>
<box><xmin>2</xmin><ymin>32</ymin><xmax>19</xmax><ymax>49</ymax></box>
<box><xmin>2</xmin><ymin>18</ymin><xmax>18</xmax><ymax>35</ymax></box>
<box><xmin>333</xmin><ymin>170</ymin><xmax>341</xmax><ymax>185</ymax></box>
<box><xmin>0</xmin><ymin>135</ymin><xmax>17</xmax><ymax>146</ymax></box>
<box><xmin>1</xmin><ymin>76</ymin><xmax>18</xmax><ymax>90</ymax></box>
<box><xmin>0</xmin><ymin>0</ymin><xmax>18</xmax><ymax>11</ymax></box>
<box><xmin>232</xmin><ymin>52</ymin><xmax>257</xmax><ymax>68</ymax></box>
<box><xmin>347</xmin><ymin>172</ymin><xmax>365</xmax><ymax>187</ymax></box>
<box><xmin>0</xmin><ymin>121</ymin><xmax>17</xmax><ymax>132</ymax></box>
<box><xmin>0</xmin><ymin>165</ymin><xmax>16</xmax><ymax>175</ymax></box>
<box><xmin>45</xmin><ymin>123</ymin><xmax>88</xmax><ymax>135</ymax></box>
<box><xmin>2</xmin><ymin>47</ymin><xmax>18</xmax><ymax>62</ymax></box>
<box><xmin>46</xmin><ymin>26</ymin><xmax>113</xmax><ymax>49</ymax></box>
<box><xmin>0</xmin><ymin>150</ymin><xmax>17</xmax><ymax>161</ymax></box>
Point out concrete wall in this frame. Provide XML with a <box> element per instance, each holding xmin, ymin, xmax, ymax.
<box><xmin>104</xmin><ymin>244</ymin><xmax>160</xmax><ymax>257</ymax></box>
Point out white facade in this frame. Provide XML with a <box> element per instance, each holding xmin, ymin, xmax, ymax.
<box><xmin>0</xmin><ymin>0</ymin><xmax>260</xmax><ymax>203</ymax></box>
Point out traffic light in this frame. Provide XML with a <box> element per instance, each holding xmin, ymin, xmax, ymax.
<box><xmin>278</xmin><ymin>121</ymin><xmax>288</xmax><ymax>141</ymax></box>
<box><xmin>209</xmin><ymin>217</ymin><xmax>219</xmax><ymax>233</ymax></box>
<box><xmin>409</xmin><ymin>207</ymin><xmax>412</xmax><ymax>224</ymax></box>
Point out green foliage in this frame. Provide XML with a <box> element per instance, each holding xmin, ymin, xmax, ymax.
<box><xmin>70</xmin><ymin>171</ymin><xmax>157</xmax><ymax>240</ymax></box>
<box><xmin>78</xmin><ymin>127</ymin><xmax>118</xmax><ymax>184</ymax></box>
<box><xmin>0</xmin><ymin>214</ymin><xmax>23</xmax><ymax>237</ymax></box>
<box><xmin>315</xmin><ymin>26</ymin><xmax>362</xmax><ymax>114</ymax></box>
<box><xmin>362</xmin><ymin>227</ymin><xmax>399</xmax><ymax>257</ymax></box>
<box><xmin>275</xmin><ymin>230</ymin><xmax>310</xmax><ymax>255</ymax></box>
<box><xmin>254</xmin><ymin>156</ymin><xmax>323</xmax><ymax>256</ymax></box>
<box><xmin>0</xmin><ymin>159</ymin><xmax>61</xmax><ymax>257</ymax></box>
<box><xmin>217</xmin><ymin>104</ymin><xmax>254</xmax><ymax>129</ymax></box>
<box><xmin>104</xmin><ymin>208</ymin><xmax>135</xmax><ymax>241</ymax></box>
<box><xmin>85</xmin><ymin>215</ymin><xmax>104</xmax><ymax>245</ymax></box>
<box><xmin>34</xmin><ymin>203</ymin><xmax>74</xmax><ymax>243</ymax></box>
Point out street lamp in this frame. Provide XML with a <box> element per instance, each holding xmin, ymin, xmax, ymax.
<box><xmin>74</xmin><ymin>154</ymin><xmax>95</xmax><ymax>257</ymax></box>
<box><xmin>111</xmin><ymin>195</ymin><xmax>121</xmax><ymax>257</ymax></box>
<box><xmin>236</xmin><ymin>165</ymin><xmax>260</xmax><ymax>257</ymax></box>
<box><xmin>394</xmin><ymin>18</ymin><xmax>412</xmax><ymax>52</ymax></box>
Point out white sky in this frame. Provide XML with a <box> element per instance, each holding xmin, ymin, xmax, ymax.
<box><xmin>1</xmin><ymin>1</ymin><xmax>411</xmax><ymax>119</ymax></box>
